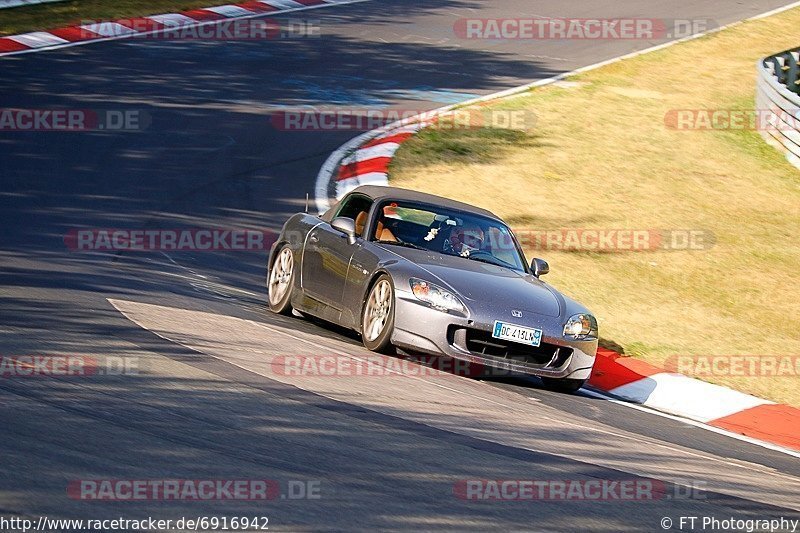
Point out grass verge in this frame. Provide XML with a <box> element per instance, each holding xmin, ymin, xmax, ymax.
<box><xmin>390</xmin><ymin>9</ymin><xmax>800</xmax><ymax>407</ymax></box>
<box><xmin>0</xmin><ymin>0</ymin><xmax>228</xmax><ymax>36</ymax></box>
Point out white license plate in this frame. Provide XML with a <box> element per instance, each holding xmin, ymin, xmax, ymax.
<box><xmin>492</xmin><ymin>321</ymin><xmax>542</xmax><ymax>347</ymax></box>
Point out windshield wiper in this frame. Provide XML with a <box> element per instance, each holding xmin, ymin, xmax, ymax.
<box><xmin>376</xmin><ymin>240</ymin><xmax>425</xmax><ymax>250</ymax></box>
<box><xmin>466</xmin><ymin>254</ymin><xmax>517</xmax><ymax>270</ymax></box>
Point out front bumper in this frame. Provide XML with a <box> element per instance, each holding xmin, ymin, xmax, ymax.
<box><xmin>391</xmin><ymin>289</ymin><xmax>597</xmax><ymax>380</ymax></box>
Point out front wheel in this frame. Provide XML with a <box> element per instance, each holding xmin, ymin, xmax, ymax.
<box><xmin>361</xmin><ymin>275</ymin><xmax>395</xmax><ymax>353</ymax></box>
<box><xmin>541</xmin><ymin>377</ymin><xmax>586</xmax><ymax>394</ymax></box>
<box><xmin>268</xmin><ymin>245</ymin><xmax>295</xmax><ymax>315</ymax></box>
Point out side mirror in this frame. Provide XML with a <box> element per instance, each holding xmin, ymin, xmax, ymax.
<box><xmin>531</xmin><ymin>258</ymin><xmax>549</xmax><ymax>277</ymax></box>
<box><xmin>331</xmin><ymin>216</ymin><xmax>357</xmax><ymax>245</ymax></box>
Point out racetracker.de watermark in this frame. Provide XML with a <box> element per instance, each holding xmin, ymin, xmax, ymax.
<box><xmin>270</xmin><ymin>109</ymin><xmax>537</xmax><ymax>131</ymax></box>
<box><xmin>64</xmin><ymin>228</ymin><xmax>277</xmax><ymax>252</ymax></box>
<box><xmin>271</xmin><ymin>354</ymin><xmax>503</xmax><ymax>378</ymax></box>
<box><xmin>454</xmin><ymin>479</ymin><xmax>707</xmax><ymax>501</ymax></box>
<box><xmin>67</xmin><ymin>479</ymin><xmax>321</xmax><ymax>501</ymax></box>
<box><xmin>509</xmin><ymin>229</ymin><xmax>715</xmax><ymax>252</ymax></box>
<box><xmin>0</xmin><ymin>356</ymin><xmax>139</xmax><ymax>377</ymax></box>
<box><xmin>79</xmin><ymin>18</ymin><xmax>320</xmax><ymax>40</ymax></box>
<box><xmin>0</xmin><ymin>109</ymin><xmax>149</xmax><ymax>132</ymax></box>
<box><xmin>665</xmin><ymin>109</ymin><xmax>800</xmax><ymax>131</ymax></box>
<box><xmin>453</xmin><ymin>18</ymin><xmax>715</xmax><ymax>40</ymax></box>
<box><xmin>665</xmin><ymin>355</ymin><xmax>800</xmax><ymax>377</ymax></box>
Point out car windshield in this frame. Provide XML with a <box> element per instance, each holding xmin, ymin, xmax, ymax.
<box><xmin>371</xmin><ymin>200</ymin><xmax>527</xmax><ymax>272</ymax></box>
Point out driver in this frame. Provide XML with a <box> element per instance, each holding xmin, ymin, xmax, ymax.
<box><xmin>444</xmin><ymin>224</ymin><xmax>484</xmax><ymax>257</ymax></box>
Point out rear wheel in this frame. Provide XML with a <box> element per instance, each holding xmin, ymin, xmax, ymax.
<box><xmin>268</xmin><ymin>245</ymin><xmax>294</xmax><ymax>315</ymax></box>
<box><xmin>361</xmin><ymin>275</ymin><xmax>395</xmax><ymax>353</ymax></box>
<box><xmin>541</xmin><ymin>377</ymin><xmax>586</xmax><ymax>394</ymax></box>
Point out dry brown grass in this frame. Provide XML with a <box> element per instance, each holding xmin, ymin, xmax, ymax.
<box><xmin>390</xmin><ymin>9</ymin><xmax>800</xmax><ymax>406</ymax></box>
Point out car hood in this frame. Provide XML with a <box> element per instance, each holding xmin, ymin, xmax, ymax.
<box><xmin>381</xmin><ymin>246</ymin><xmax>562</xmax><ymax>317</ymax></box>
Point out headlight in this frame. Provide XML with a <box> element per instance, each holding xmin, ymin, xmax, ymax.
<box><xmin>563</xmin><ymin>314</ymin><xmax>598</xmax><ymax>339</ymax></box>
<box><xmin>409</xmin><ymin>278</ymin><xmax>465</xmax><ymax>314</ymax></box>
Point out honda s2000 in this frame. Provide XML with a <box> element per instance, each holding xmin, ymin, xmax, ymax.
<box><xmin>267</xmin><ymin>186</ymin><xmax>598</xmax><ymax>393</ymax></box>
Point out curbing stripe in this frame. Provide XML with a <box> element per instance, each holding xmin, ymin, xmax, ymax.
<box><xmin>0</xmin><ymin>37</ymin><xmax>29</xmax><ymax>52</ymax></box>
<box><xmin>0</xmin><ymin>0</ymin><xmax>370</xmax><ymax>57</ymax></box>
<box><xmin>182</xmin><ymin>9</ymin><xmax>228</xmax><ymax>21</ymax></box>
<box><xmin>49</xmin><ymin>26</ymin><xmax>101</xmax><ymax>42</ymax></box>
<box><xmin>362</xmin><ymin>132</ymin><xmax>415</xmax><ymax>148</ymax></box>
<box><xmin>147</xmin><ymin>13</ymin><xmax>197</xmax><ymax>27</ymax></box>
<box><xmin>606</xmin><ymin>372</ymin><xmax>772</xmax><ymax>423</ymax></box>
<box><xmin>337</xmin><ymin>173</ymin><xmax>390</xmax><ymax>195</ymax></box>
<box><xmin>709</xmin><ymin>404</ymin><xmax>800</xmax><ymax>450</ymax></box>
<box><xmin>260</xmin><ymin>0</ymin><xmax>304</xmax><ymax>8</ymax></box>
<box><xmin>339</xmin><ymin>143</ymin><xmax>403</xmax><ymax>167</ymax></box>
<box><xmin>80</xmin><ymin>22</ymin><xmax>137</xmax><ymax>38</ymax></box>
<box><xmin>235</xmin><ymin>1</ymin><xmax>279</xmax><ymax>12</ymax></box>
<box><xmin>205</xmin><ymin>4</ymin><xmax>256</xmax><ymax>17</ymax></box>
<box><xmin>115</xmin><ymin>17</ymin><xmax>164</xmax><ymax>32</ymax></box>
<box><xmin>588</xmin><ymin>347</ymin><xmax>663</xmax><ymax>391</ymax></box>
<box><xmin>8</xmin><ymin>31</ymin><xmax>68</xmax><ymax>48</ymax></box>
<box><xmin>337</xmin><ymin>156</ymin><xmax>391</xmax><ymax>181</ymax></box>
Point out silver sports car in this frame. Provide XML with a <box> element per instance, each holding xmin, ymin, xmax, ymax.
<box><xmin>267</xmin><ymin>185</ymin><xmax>597</xmax><ymax>392</ymax></box>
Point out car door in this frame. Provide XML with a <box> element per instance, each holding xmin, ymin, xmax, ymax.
<box><xmin>339</xmin><ymin>238</ymin><xmax>382</xmax><ymax>329</ymax></box>
<box><xmin>301</xmin><ymin>193</ymin><xmax>373</xmax><ymax>313</ymax></box>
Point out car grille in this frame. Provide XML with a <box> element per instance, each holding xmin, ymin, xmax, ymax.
<box><xmin>454</xmin><ymin>327</ymin><xmax>573</xmax><ymax>368</ymax></box>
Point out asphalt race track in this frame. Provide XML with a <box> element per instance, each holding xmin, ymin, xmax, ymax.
<box><xmin>1</xmin><ymin>0</ymin><xmax>799</xmax><ymax>530</ymax></box>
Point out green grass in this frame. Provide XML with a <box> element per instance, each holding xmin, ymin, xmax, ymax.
<box><xmin>400</xmin><ymin>127</ymin><xmax>538</xmax><ymax>164</ymax></box>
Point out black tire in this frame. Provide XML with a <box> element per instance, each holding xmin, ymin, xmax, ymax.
<box><xmin>541</xmin><ymin>377</ymin><xmax>587</xmax><ymax>394</ymax></box>
<box><xmin>361</xmin><ymin>274</ymin><xmax>396</xmax><ymax>353</ymax></box>
<box><xmin>267</xmin><ymin>245</ymin><xmax>295</xmax><ymax>315</ymax></box>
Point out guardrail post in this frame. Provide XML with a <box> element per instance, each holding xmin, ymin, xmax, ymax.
<box><xmin>785</xmin><ymin>52</ymin><xmax>800</xmax><ymax>94</ymax></box>
<box><xmin>765</xmin><ymin>56</ymin><xmax>785</xmax><ymax>83</ymax></box>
